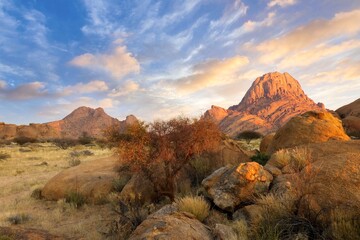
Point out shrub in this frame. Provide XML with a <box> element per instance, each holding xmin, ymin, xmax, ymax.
<box><xmin>231</xmin><ymin>219</ymin><xmax>249</xmax><ymax>240</ymax></box>
<box><xmin>19</xmin><ymin>148</ymin><xmax>31</xmax><ymax>152</ymax></box>
<box><xmin>31</xmin><ymin>188</ymin><xmax>43</xmax><ymax>199</ymax></box>
<box><xmin>52</xmin><ymin>138</ymin><xmax>79</xmax><ymax>149</ymax></box>
<box><xmin>7</xmin><ymin>213</ymin><xmax>30</xmax><ymax>225</ymax></box>
<box><xmin>78</xmin><ymin>132</ymin><xmax>93</xmax><ymax>145</ymax></box>
<box><xmin>68</xmin><ymin>158</ymin><xmax>81</xmax><ymax>167</ymax></box>
<box><xmin>250</xmin><ymin>152</ymin><xmax>270</xmax><ymax>166</ymax></box>
<box><xmin>327</xmin><ymin>207</ymin><xmax>360</xmax><ymax>239</ymax></box>
<box><xmin>176</xmin><ymin>196</ymin><xmax>210</xmax><ymax>222</ymax></box>
<box><xmin>190</xmin><ymin>156</ymin><xmax>213</xmax><ymax>186</ymax></box>
<box><xmin>0</xmin><ymin>152</ymin><xmax>10</xmax><ymax>161</ymax></box>
<box><xmin>81</xmin><ymin>150</ymin><xmax>94</xmax><ymax>156</ymax></box>
<box><xmin>13</xmin><ymin>137</ymin><xmax>37</xmax><ymax>145</ymax></box>
<box><xmin>118</xmin><ymin>117</ymin><xmax>221</xmax><ymax>201</ymax></box>
<box><xmin>237</xmin><ymin>131</ymin><xmax>263</xmax><ymax>143</ymax></box>
<box><xmin>65</xmin><ymin>191</ymin><xmax>86</xmax><ymax>209</ymax></box>
<box><xmin>289</xmin><ymin>147</ymin><xmax>311</xmax><ymax>172</ymax></box>
<box><xmin>112</xmin><ymin>175</ymin><xmax>131</xmax><ymax>192</ymax></box>
<box><xmin>250</xmin><ymin>193</ymin><xmax>321</xmax><ymax>240</ymax></box>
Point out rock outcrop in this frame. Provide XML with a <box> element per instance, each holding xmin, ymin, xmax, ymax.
<box><xmin>204</xmin><ymin>72</ymin><xmax>324</xmax><ymax>137</ymax></box>
<box><xmin>0</xmin><ymin>226</ymin><xmax>64</xmax><ymax>240</ymax></box>
<box><xmin>0</xmin><ymin>106</ymin><xmax>138</xmax><ymax>140</ymax></box>
<box><xmin>202</xmin><ymin>162</ymin><xmax>273</xmax><ymax>212</ymax></box>
<box><xmin>129</xmin><ymin>209</ymin><xmax>213</xmax><ymax>240</ymax></box>
<box><xmin>42</xmin><ymin>156</ymin><xmax>121</xmax><ymax>202</ymax></box>
<box><xmin>336</xmin><ymin>98</ymin><xmax>360</xmax><ymax>137</ymax></box>
<box><xmin>268</xmin><ymin>140</ymin><xmax>360</xmax><ymax>225</ymax></box>
<box><xmin>267</xmin><ymin>111</ymin><xmax>350</xmax><ymax>154</ymax></box>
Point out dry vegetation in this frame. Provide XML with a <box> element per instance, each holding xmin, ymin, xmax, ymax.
<box><xmin>0</xmin><ymin>142</ymin><xmax>116</xmax><ymax>239</ymax></box>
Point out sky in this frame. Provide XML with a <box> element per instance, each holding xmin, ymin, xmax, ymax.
<box><xmin>0</xmin><ymin>0</ymin><xmax>359</xmax><ymax>124</ymax></box>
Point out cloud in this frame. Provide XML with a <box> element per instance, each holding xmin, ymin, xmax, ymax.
<box><xmin>228</xmin><ymin>12</ymin><xmax>275</xmax><ymax>39</ymax></box>
<box><xmin>0</xmin><ymin>81</ymin><xmax>48</xmax><ymax>100</ymax></box>
<box><xmin>23</xmin><ymin>9</ymin><xmax>48</xmax><ymax>47</ymax></box>
<box><xmin>99</xmin><ymin>98</ymin><xmax>113</xmax><ymax>108</ymax></box>
<box><xmin>256</xmin><ymin>9</ymin><xmax>360</xmax><ymax>63</ymax></box>
<box><xmin>63</xmin><ymin>80</ymin><xmax>109</xmax><ymax>95</ymax></box>
<box><xmin>70</xmin><ymin>44</ymin><xmax>140</xmax><ymax>80</ymax></box>
<box><xmin>109</xmin><ymin>80</ymin><xmax>140</xmax><ymax>97</ymax></box>
<box><xmin>210</xmin><ymin>0</ymin><xmax>248</xmax><ymax>29</ymax></box>
<box><xmin>170</xmin><ymin>56</ymin><xmax>249</xmax><ymax>94</ymax></box>
<box><xmin>268</xmin><ymin>0</ymin><xmax>297</xmax><ymax>8</ymax></box>
<box><xmin>278</xmin><ymin>40</ymin><xmax>360</xmax><ymax>68</ymax></box>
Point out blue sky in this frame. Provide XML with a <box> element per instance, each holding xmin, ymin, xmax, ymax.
<box><xmin>0</xmin><ymin>0</ymin><xmax>359</xmax><ymax>124</ymax></box>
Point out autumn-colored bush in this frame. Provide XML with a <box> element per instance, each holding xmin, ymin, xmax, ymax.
<box><xmin>117</xmin><ymin>117</ymin><xmax>221</xmax><ymax>201</ymax></box>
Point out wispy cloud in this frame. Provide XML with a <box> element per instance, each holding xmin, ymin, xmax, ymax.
<box><xmin>169</xmin><ymin>56</ymin><xmax>249</xmax><ymax>94</ymax></box>
<box><xmin>256</xmin><ymin>9</ymin><xmax>360</xmax><ymax>63</ymax></box>
<box><xmin>268</xmin><ymin>0</ymin><xmax>297</xmax><ymax>8</ymax></box>
<box><xmin>70</xmin><ymin>43</ymin><xmax>140</xmax><ymax>80</ymax></box>
<box><xmin>63</xmin><ymin>80</ymin><xmax>109</xmax><ymax>95</ymax></box>
<box><xmin>0</xmin><ymin>81</ymin><xmax>48</xmax><ymax>100</ymax></box>
<box><xmin>109</xmin><ymin>80</ymin><xmax>140</xmax><ymax>97</ymax></box>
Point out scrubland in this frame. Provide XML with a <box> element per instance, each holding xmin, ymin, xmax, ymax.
<box><xmin>0</xmin><ymin>142</ymin><xmax>116</xmax><ymax>239</ymax></box>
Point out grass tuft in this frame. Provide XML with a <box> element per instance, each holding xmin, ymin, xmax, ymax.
<box><xmin>65</xmin><ymin>191</ymin><xmax>87</xmax><ymax>209</ymax></box>
<box><xmin>176</xmin><ymin>195</ymin><xmax>210</xmax><ymax>222</ymax></box>
<box><xmin>7</xmin><ymin>213</ymin><xmax>30</xmax><ymax>225</ymax></box>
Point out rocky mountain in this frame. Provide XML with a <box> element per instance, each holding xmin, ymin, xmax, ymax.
<box><xmin>336</xmin><ymin>98</ymin><xmax>360</xmax><ymax>137</ymax></box>
<box><xmin>0</xmin><ymin>106</ymin><xmax>137</xmax><ymax>140</ymax></box>
<box><xmin>204</xmin><ymin>72</ymin><xmax>324</xmax><ymax>137</ymax></box>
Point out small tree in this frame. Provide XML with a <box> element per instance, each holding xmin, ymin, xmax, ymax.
<box><xmin>237</xmin><ymin>130</ymin><xmax>263</xmax><ymax>144</ymax></box>
<box><xmin>118</xmin><ymin>117</ymin><xmax>221</xmax><ymax>201</ymax></box>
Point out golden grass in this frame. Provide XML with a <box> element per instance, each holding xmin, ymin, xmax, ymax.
<box><xmin>175</xmin><ymin>195</ymin><xmax>210</xmax><ymax>222</ymax></box>
<box><xmin>0</xmin><ymin>142</ymin><xmax>116</xmax><ymax>239</ymax></box>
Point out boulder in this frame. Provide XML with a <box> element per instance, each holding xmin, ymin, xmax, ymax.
<box><xmin>202</xmin><ymin>162</ymin><xmax>273</xmax><ymax>212</ymax></box>
<box><xmin>271</xmin><ymin>141</ymin><xmax>360</xmax><ymax>226</ymax></box>
<box><xmin>213</xmin><ymin>223</ymin><xmax>237</xmax><ymax>240</ymax></box>
<box><xmin>128</xmin><ymin>211</ymin><xmax>212</xmax><ymax>240</ymax></box>
<box><xmin>42</xmin><ymin>156</ymin><xmax>121</xmax><ymax>202</ymax></box>
<box><xmin>259</xmin><ymin>133</ymin><xmax>275</xmax><ymax>153</ymax></box>
<box><xmin>233</xmin><ymin>204</ymin><xmax>263</xmax><ymax>225</ymax></box>
<box><xmin>119</xmin><ymin>173</ymin><xmax>157</xmax><ymax>204</ymax></box>
<box><xmin>0</xmin><ymin>226</ymin><xmax>64</xmax><ymax>240</ymax></box>
<box><xmin>267</xmin><ymin>111</ymin><xmax>350</xmax><ymax>154</ymax></box>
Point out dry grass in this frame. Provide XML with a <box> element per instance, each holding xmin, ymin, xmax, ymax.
<box><xmin>175</xmin><ymin>195</ymin><xmax>210</xmax><ymax>222</ymax></box>
<box><xmin>0</xmin><ymin>142</ymin><xmax>116</xmax><ymax>239</ymax></box>
<box><xmin>231</xmin><ymin>219</ymin><xmax>249</xmax><ymax>240</ymax></box>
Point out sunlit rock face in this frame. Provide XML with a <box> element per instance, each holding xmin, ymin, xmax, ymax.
<box><xmin>204</xmin><ymin>72</ymin><xmax>324</xmax><ymax>137</ymax></box>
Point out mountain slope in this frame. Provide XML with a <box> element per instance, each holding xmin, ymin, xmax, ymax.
<box><xmin>204</xmin><ymin>72</ymin><xmax>324</xmax><ymax>136</ymax></box>
<box><xmin>0</xmin><ymin>107</ymin><xmax>137</xmax><ymax>140</ymax></box>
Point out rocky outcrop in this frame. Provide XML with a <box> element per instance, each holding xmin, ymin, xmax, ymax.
<box><xmin>259</xmin><ymin>133</ymin><xmax>275</xmax><ymax>153</ymax></box>
<box><xmin>267</xmin><ymin>111</ymin><xmax>350</xmax><ymax>154</ymax></box>
<box><xmin>129</xmin><ymin>209</ymin><xmax>213</xmax><ymax>240</ymax></box>
<box><xmin>202</xmin><ymin>162</ymin><xmax>273</xmax><ymax>212</ymax></box>
<box><xmin>268</xmin><ymin>140</ymin><xmax>360</xmax><ymax>225</ymax></box>
<box><xmin>0</xmin><ymin>106</ymin><xmax>138</xmax><ymax>140</ymax></box>
<box><xmin>0</xmin><ymin>226</ymin><xmax>64</xmax><ymax>240</ymax></box>
<box><xmin>204</xmin><ymin>72</ymin><xmax>324</xmax><ymax>137</ymax></box>
<box><xmin>42</xmin><ymin>156</ymin><xmax>121</xmax><ymax>202</ymax></box>
<box><xmin>336</xmin><ymin>98</ymin><xmax>360</xmax><ymax>137</ymax></box>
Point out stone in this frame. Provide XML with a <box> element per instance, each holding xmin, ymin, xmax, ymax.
<box><xmin>202</xmin><ymin>162</ymin><xmax>273</xmax><ymax>212</ymax></box>
<box><xmin>119</xmin><ymin>173</ymin><xmax>157</xmax><ymax>204</ymax></box>
<box><xmin>128</xmin><ymin>211</ymin><xmax>213</xmax><ymax>240</ymax></box>
<box><xmin>267</xmin><ymin>111</ymin><xmax>350</xmax><ymax>154</ymax></box>
<box><xmin>0</xmin><ymin>226</ymin><xmax>64</xmax><ymax>240</ymax></box>
<box><xmin>233</xmin><ymin>204</ymin><xmax>263</xmax><ymax>226</ymax></box>
<box><xmin>213</xmin><ymin>223</ymin><xmax>237</xmax><ymax>240</ymax></box>
<box><xmin>259</xmin><ymin>133</ymin><xmax>275</xmax><ymax>153</ymax></box>
<box><xmin>42</xmin><ymin>155</ymin><xmax>121</xmax><ymax>202</ymax></box>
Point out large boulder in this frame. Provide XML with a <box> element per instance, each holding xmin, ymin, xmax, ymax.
<box><xmin>42</xmin><ymin>156</ymin><xmax>121</xmax><ymax>202</ymax></box>
<box><xmin>119</xmin><ymin>173</ymin><xmax>156</xmax><ymax>204</ymax></box>
<box><xmin>336</xmin><ymin>98</ymin><xmax>360</xmax><ymax>138</ymax></box>
<box><xmin>267</xmin><ymin>111</ymin><xmax>350</xmax><ymax>154</ymax></box>
<box><xmin>259</xmin><ymin>133</ymin><xmax>275</xmax><ymax>153</ymax></box>
<box><xmin>202</xmin><ymin>162</ymin><xmax>273</xmax><ymax>212</ymax></box>
<box><xmin>0</xmin><ymin>226</ymin><xmax>64</xmax><ymax>240</ymax></box>
<box><xmin>128</xmin><ymin>208</ymin><xmax>213</xmax><ymax>240</ymax></box>
<box><xmin>270</xmin><ymin>141</ymin><xmax>360</xmax><ymax>226</ymax></box>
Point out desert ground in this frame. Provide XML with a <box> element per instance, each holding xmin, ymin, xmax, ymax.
<box><xmin>0</xmin><ymin>142</ymin><xmax>118</xmax><ymax>239</ymax></box>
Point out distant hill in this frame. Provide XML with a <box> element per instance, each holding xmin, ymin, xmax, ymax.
<box><xmin>0</xmin><ymin>107</ymin><xmax>137</xmax><ymax>140</ymax></box>
<box><xmin>204</xmin><ymin>72</ymin><xmax>324</xmax><ymax>137</ymax></box>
